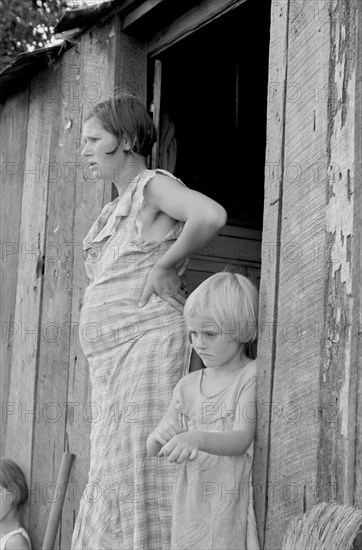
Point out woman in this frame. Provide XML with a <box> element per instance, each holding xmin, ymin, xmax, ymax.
<box><xmin>71</xmin><ymin>94</ymin><xmax>227</xmax><ymax>549</ymax></box>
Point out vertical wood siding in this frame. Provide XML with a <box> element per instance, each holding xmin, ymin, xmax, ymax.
<box><xmin>0</xmin><ymin>1</ymin><xmax>361</xmax><ymax>549</ymax></box>
<box><xmin>0</xmin><ymin>91</ymin><xmax>29</xmax><ymax>455</ymax></box>
<box><xmin>256</xmin><ymin>0</ymin><xmax>361</xmax><ymax>548</ymax></box>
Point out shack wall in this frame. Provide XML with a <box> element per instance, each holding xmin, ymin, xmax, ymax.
<box><xmin>255</xmin><ymin>1</ymin><xmax>362</xmax><ymax>548</ymax></box>
<box><xmin>0</xmin><ymin>1</ymin><xmax>361</xmax><ymax>549</ymax></box>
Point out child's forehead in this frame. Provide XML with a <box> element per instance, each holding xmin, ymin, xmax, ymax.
<box><xmin>186</xmin><ymin>314</ymin><xmax>220</xmax><ymax>330</ymax></box>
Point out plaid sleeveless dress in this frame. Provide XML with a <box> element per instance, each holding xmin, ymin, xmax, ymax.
<box><xmin>71</xmin><ymin>169</ymin><xmax>192</xmax><ymax>550</ymax></box>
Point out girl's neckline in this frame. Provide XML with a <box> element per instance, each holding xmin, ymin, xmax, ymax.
<box><xmin>199</xmin><ymin>360</ymin><xmax>254</xmax><ymax>398</ymax></box>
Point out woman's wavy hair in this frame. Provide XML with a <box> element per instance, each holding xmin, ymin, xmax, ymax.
<box><xmin>85</xmin><ymin>92</ymin><xmax>157</xmax><ymax>157</ymax></box>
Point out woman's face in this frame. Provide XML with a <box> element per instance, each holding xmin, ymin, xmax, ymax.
<box><xmin>81</xmin><ymin>116</ymin><xmax>129</xmax><ymax>182</ymax></box>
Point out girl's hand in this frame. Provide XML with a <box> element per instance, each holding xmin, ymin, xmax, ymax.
<box><xmin>159</xmin><ymin>431</ymin><xmax>200</xmax><ymax>464</ymax></box>
<box><xmin>138</xmin><ymin>264</ymin><xmax>187</xmax><ymax>312</ymax></box>
<box><xmin>153</xmin><ymin>418</ymin><xmax>185</xmax><ymax>447</ymax></box>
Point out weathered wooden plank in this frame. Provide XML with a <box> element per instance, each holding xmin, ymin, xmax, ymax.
<box><xmin>114</xmin><ymin>17</ymin><xmax>147</xmax><ymax>100</ymax></box>
<box><xmin>151</xmin><ymin>59</ymin><xmax>162</xmax><ymax>168</ymax></box>
<box><xmin>28</xmin><ymin>52</ymin><xmax>83</xmax><ymax>550</ymax></box>
<box><xmin>187</xmin><ymin>264</ymin><xmax>261</xmax><ymax>292</ymax></box>
<box><xmin>4</xmin><ymin>71</ymin><xmax>55</xmax><ymax>527</ymax></box>
<box><xmin>121</xmin><ymin>0</ymin><xmax>168</xmax><ymax>30</ymax></box>
<box><xmin>253</xmin><ymin>1</ymin><xmax>289</xmax><ymax>546</ymax></box>
<box><xmin>0</xmin><ymin>90</ymin><xmax>29</xmax><ymax>455</ymax></box>
<box><xmin>148</xmin><ymin>0</ymin><xmax>248</xmax><ymax>56</ymax></box>
<box><xmin>187</xmin><ymin>224</ymin><xmax>262</xmax><ymax>291</ymax></box>
<box><xmin>262</xmin><ymin>1</ymin><xmax>342</xmax><ymax>547</ymax></box>
<box><xmin>194</xmin><ymin>233</ymin><xmax>262</xmax><ymax>264</ymax></box>
<box><xmin>219</xmin><ymin>225</ymin><xmax>262</xmax><ymax>240</ymax></box>
<box><xmin>352</xmin><ymin>4</ymin><xmax>362</xmax><ymax>539</ymax></box>
<box><xmin>317</xmin><ymin>0</ymin><xmax>361</xmax><ymax>516</ymax></box>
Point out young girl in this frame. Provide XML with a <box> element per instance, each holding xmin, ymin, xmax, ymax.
<box><xmin>0</xmin><ymin>458</ymin><xmax>31</xmax><ymax>550</ymax></box>
<box><xmin>147</xmin><ymin>272</ymin><xmax>260</xmax><ymax>550</ymax></box>
<box><xmin>72</xmin><ymin>93</ymin><xmax>226</xmax><ymax>549</ymax></box>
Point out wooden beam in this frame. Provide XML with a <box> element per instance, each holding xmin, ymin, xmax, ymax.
<box><xmin>148</xmin><ymin>0</ymin><xmax>247</xmax><ymax>56</ymax></box>
<box><xmin>259</xmin><ymin>0</ymin><xmax>362</xmax><ymax>548</ymax></box>
<box><xmin>253</xmin><ymin>0</ymin><xmax>289</xmax><ymax>546</ymax></box>
<box><xmin>151</xmin><ymin>59</ymin><xmax>162</xmax><ymax>168</ymax></box>
<box><xmin>121</xmin><ymin>0</ymin><xmax>168</xmax><ymax>30</ymax></box>
<box><xmin>0</xmin><ymin>90</ymin><xmax>29</xmax><ymax>455</ymax></box>
<box><xmin>353</xmin><ymin>1</ymin><xmax>362</xmax><ymax>525</ymax></box>
<box><xmin>317</xmin><ymin>0</ymin><xmax>361</xmax><ymax>509</ymax></box>
<box><xmin>110</xmin><ymin>15</ymin><xmax>147</xmax><ymax>100</ymax></box>
<box><xmin>5</xmin><ymin>74</ymin><xmax>54</xmax><ymax>527</ymax></box>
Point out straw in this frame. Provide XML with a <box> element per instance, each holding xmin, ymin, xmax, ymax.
<box><xmin>282</xmin><ymin>502</ymin><xmax>362</xmax><ymax>550</ymax></box>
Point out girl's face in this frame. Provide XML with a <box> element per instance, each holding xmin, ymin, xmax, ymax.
<box><xmin>187</xmin><ymin>315</ymin><xmax>243</xmax><ymax>371</ymax></box>
<box><xmin>81</xmin><ymin>116</ymin><xmax>130</xmax><ymax>182</ymax></box>
<box><xmin>0</xmin><ymin>485</ymin><xmax>15</xmax><ymax>521</ymax></box>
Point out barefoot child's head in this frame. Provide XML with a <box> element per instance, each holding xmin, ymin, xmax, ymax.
<box><xmin>183</xmin><ymin>272</ymin><xmax>258</xmax><ymax>370</ymax></box>
<box><xmin>0</xmin><ymin>458</ymin><xmax>31</xmax><ymax>549</ymax></box>
<box><xmin>0</xmin><ymin>458</ymin><xmax>28</xmax><ymax>521</ymax></box>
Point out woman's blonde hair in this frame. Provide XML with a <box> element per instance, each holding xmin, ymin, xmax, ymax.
<box><xmin>184</xmin><ymin>272</ymin><xmax>258</xmax><ymax>343</ymax></box>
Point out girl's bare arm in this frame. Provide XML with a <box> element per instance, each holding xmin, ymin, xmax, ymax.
<box><xmin>146</xmin><ymin>400</ymin><xmax>184</xmax><ymax>457</ymax></box>
<box><xmin>160</xmin><ymin>378</ymin><xmax>257</xmax><ymax>462</ymax></box>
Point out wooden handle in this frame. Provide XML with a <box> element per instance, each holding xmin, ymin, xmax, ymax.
<box><xmin>42</xmin><ymin>452</ymin><xmax>75</xmax><ymax>550</ymax></box>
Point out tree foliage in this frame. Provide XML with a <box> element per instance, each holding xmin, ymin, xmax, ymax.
<box><xmin>0</xmin><ymin>0</ymin><xmax>68</xmax><ymax>73</ymax></box>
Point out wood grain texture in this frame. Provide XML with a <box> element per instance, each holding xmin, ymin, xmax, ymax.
<box><xmin>352</xmin><ymin>0</ymin><xmax>362</xmax><ymax>522</ymax></box>
<box><xmin>260</xmin><ymin>1</ymin><xmax>362</xmax><ymax>548</ymax></box>
<box><xmin>253</xmin><ymin>1</ymin><xmax>289</xmax><ymax>546</ymax></box>
<box><xmin>115</xmin><ymin>16</ymin><xmax>147</xmax><ymax>100</ymax></box>
<box><xmin>121</xmin><ymin>0</ymin><xmax>167</xmax><ymax>30</ymax></box>
<box><xmin>151</xmin><ymin>59</ymin><xmax>162</xmax><ymax>169</ymax></box>
<box><xmin>264</xmin><ymin>1</ymin><xmax>332</xmax><ymax>547</ymax></box>
<box><xmin>28</xmin><ymin>62</ymin><xmax>70</xmax><ymax>550</ymax></box>
<box><xmin>148</xmin><ymin>0</ymin><xmax>247</xmax><ymax>55</ymax></box>
<box><xmin>352</xmin><ymin>10</ymin><xmax>362</xmax><ymax>550</ymax></box>
<box><xmin>187</xmin><ymin>226</ymin><xmax>262</xmax><ymax>291</ymax></box>
<box><xmin>4</xmin><ymin>71</ymin><xmax>55</xmax><ymax>527</ymax></box>
<box><xmin>0</xmin><ymin>90</ymin><xmax>29</xmax><ymax>455</ymax></box>
<box><xmin>317</xmin><ymin>0</ymin><xmax>361</xmax><ymax>519</ymax></box>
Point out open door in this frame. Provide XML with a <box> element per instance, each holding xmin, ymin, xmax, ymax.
<box><xmin>148</xmin><ymin>2</ymin><xmax>270</xmax><ymax>293</ymax></box>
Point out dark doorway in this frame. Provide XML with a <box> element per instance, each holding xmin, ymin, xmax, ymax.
<box><xmin>148</xmin><ymin>0</ymin><xmax>271</xmax><ymax>290</ymax></box>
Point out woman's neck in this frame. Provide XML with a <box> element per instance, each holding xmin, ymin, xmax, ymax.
<box><xmin>112</xmin><ymin>155</ymin><xmax>147</xmax><ymax>198</ymax></box>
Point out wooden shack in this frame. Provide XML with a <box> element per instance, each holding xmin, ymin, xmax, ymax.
<box><xmin>0</xmin><ymin>0</ymin><xmax>361</xmax><ymax>548</ymax></box>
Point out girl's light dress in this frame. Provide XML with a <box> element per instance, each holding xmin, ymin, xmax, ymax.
<box><xmin>71</xmin><ymin>169</ymin><xmax>192</xmax><ymax>550</ymax></box>
<box><xmin>170</xmin><ymin>362</ymin><xmax>260</xmax><ymax>550</ymax></box>
<box><xmin>0</xmin><ymin>528</ymin><xmax>31</xmax><ymax>550</ymax></box>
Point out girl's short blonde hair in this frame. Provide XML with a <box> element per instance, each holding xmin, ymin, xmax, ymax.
<box><xmin>184</xmin><ymin>272</ymin><xmax>259</xmax><ymax>343</ymax></box>
<box><xmin>0</xmin><ymin>457</ymin><xmax>28</xmax><ymax>506</ymax></box>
